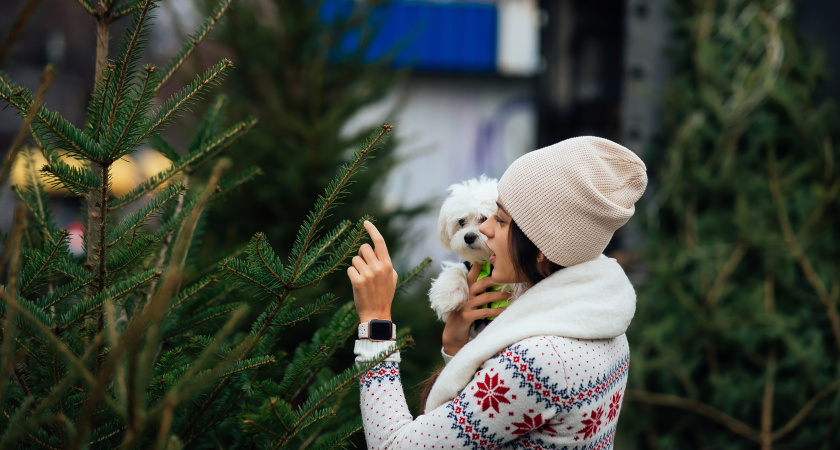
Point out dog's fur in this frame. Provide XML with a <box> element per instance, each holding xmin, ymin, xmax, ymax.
<box><xmin>428</xmin><ymin>176</ymin><xmax>498</xmax><ymax>322</ymax></box>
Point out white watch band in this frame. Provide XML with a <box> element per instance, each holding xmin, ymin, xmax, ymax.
<box><xmin>358</xmin><ymin>321</ymin><xmax>396</xmax><ymax>340</ymax></box>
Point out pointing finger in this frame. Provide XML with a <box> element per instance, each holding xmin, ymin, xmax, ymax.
<box><xmin>363</xmin><ymin>220</ymin><xmax>391</xmax><ymax>264</ymax></box>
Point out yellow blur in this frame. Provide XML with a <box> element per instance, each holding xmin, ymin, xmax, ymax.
<box><xmin>10</xmin><ymin>148</ymin><xmax>175</xmax><ymax>197</ymax></box>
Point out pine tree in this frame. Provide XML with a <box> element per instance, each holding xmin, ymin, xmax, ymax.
<box><xmin>623</xmin><ymin>1</ymin><xmax>840</xmax><ymax>448</ymax></box>
<box><xmin>205</xmin><ymin>0</ymin><xmax>414</xmax><ymax>268</ymax></box>
<box><xmin>0</xmin><ymin>1</ymin><xmax>427</xmax><ymax>448</ymax></box>
<box><xmin>209</xmin><ymin>0</ymin><xmax>443</xmax><ymax>420</ymax></box>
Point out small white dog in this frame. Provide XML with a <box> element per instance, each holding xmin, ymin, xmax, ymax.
<box><xmin>428</xmin><ymin>176</ymin><xmax>499</xmax><ymax>322</ymax></box>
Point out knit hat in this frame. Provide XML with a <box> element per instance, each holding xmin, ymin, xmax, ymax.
<box><xmin>498</xmin><ymin>136</ymin><xmax>647</xmax><ymax>267</ymax></box>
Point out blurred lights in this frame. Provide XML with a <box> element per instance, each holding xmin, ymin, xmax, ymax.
<box><xmin>9</xmin><ymin>148</ymin><xmax>175</xmax><ymax>197</ymax></box>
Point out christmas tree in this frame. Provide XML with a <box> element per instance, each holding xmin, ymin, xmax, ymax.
<box><xmin>0</xmin><ymin>1</ymin><xmax>426</xmax><ymax>447</ymax></box>
<box><xmin>209</xmin><ymin>0</ymin><xmax>443</xmax><ymax>421</ymax></box>
<box><xmin>623</xmin><ymin>0</ymin><xmax>840</xmax><ymax>448</ymax></box>
<box><xmin>205</xmin><ymin>0</ymin><xmax>415</xmax><ymax>264</ymax></box>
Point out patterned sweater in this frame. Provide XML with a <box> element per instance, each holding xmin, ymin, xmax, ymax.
<box><xmin>355</xmin><ymin>255</ymin><xmax>637</xmax><ymax>450</ymax></box>
<box><xmin>356</xmin><ymin>335</ymin><xmax>629</xmax><ymax>449</ymax></box>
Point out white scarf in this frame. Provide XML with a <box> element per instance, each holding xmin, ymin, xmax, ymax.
<box><xmin>424</xmin><ymin>255</ymin><xmax>637</xmax><ymax>413</ymax></box>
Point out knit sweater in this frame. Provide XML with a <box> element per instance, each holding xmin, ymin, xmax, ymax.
<box><xmin>355</xmin><ymin>255</ymin><xmax>636</xmax><ymax>449</ymax></box>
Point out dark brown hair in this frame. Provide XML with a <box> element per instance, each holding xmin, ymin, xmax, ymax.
<box><xmin>419</xmin><ymin>219</ymin><xmax>563</xmax><ymax>411</ymax></box>
<box><xmin>509</xmin><ymin>219</ymin><xmax>564</xmax><ymax>286</ymax></box>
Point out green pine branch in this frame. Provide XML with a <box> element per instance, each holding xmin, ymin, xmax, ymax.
<box><xmin>50</xmin><ymin>259</ymin><xmax>91</xmax><ymax>282</ymax></box>
<box><xmin>178</xmin><ymin>288</ymin><xmax>291</xmax><ymax>440</ymax></box>
<box><xmin>189</xmin><ymin>94</ymin><xmax>228</xmax><ymax>152</ymax></box>
<box><xmin>271</xmin><ymin>293</ymin><xmax>335</xmax><ymax>330</ymax></box>
<box><xmin>18</xmin><ymin>229</ymin><xmax>69</xmax><ymax>296</ymax></box>
<box><xmin>396</xmin><ymin>257</ymin><xmax>432</xmax><ymax>292</ymax></box>
<box><xmin>156</xmin><ymin>0</ymin><xmax>234</xmax><ymax>89</ymax></box>
<box><xmin>168</xmin><ymin>274</ymin><xmax>216</xmax><ymax>312</ymax></box>
<box><xmin>0</xmin><ymin>72</ymin><xmax>104</xmax><ymax>162</ymax></box>
<box><xmin>101</xmin><ymin>0</ymin><xmax>155</xmax><ymax>146</ymax></box>
<box><xmin>107</xmin><ymin>65</ymin><xmax>159</xmax><ymax>160</ymax></box>
<box><xmin>111</xmin><ymin>0</ymin><xmax>148</xmax><ymax>19</ymax></box>
<box><xmin>288</xmin><ymin>303</ymin><xmax>360</xmax><ymax>401</ymax></box>
<box><xmin>138</xmin><ymin>59</ymin><xmax>234</xmax><ymax>145</ymax></box>
<box><xmin>288</xmin><ymin>125</ymin><xmax>393</xmax><ymax>281</ymax></box>
<box><xmin>106</xmin><ymin>183</ymin><xmax>186</xmax><ymax>248</ymax></box>
<box><xmin>146</xmin><ymin>167</ymin><xmax>260</xmax><ymax>252</ymax></box>
<box><xmin>221</xmin><ymin>258</ymin><xmax>285</xmax><ymax>300</ymax></box>
<box><xmin>147</xmin><ymin>134</ymin><xmax>180</xmax><ymax>162</ymax></box>
<box><xmin>152</xmin><ymin>344</ymin><xmax>190</xmax><ymax>382</ymax></box>
<box><xmin>111</xmin><ymin>118</ymin><xmax>255</xmax><ymax>210</ymax></box>
<box><xmin>35</xmin><ymin>273</ymin><xmax>96</xmax><ymax>311</ymax></box>
<box><xmin>0</xmin><ymin>65</ymin><xmax>52</xmax><ymax>189</ymax></box>
<box><xmin>243</xmin><ymin>398</ymin><xmax>296</xmax><ymax>438</ymax></box>
<box><xmin>247</xmin><ymin>232</ymin><xmax>286</xmax><ymax>287</ymax></box>
<box><xmin>276</xmin><ymin>345</ymin><xmax>330</xmax><ymax>400</ymax></box>
<box><xmin>105</xmin><ymin>236</ymin><xmax>158</xmax><ymax>279</ymax></box>
<box><xmin>212</xmin><ymin>166</ymin><xmax>261</xmax><ymax>197</ymax></box>
<box><xmin>10</xmin><ymin>149</ymin><xmax>56</xmax><ymax>243</ymax></box>
<box><xmin>163</xmin><ymin>302</ymin><xmax>245</xmax><ymax>339</ymax></box>
<box><xmin>58</xmin><ymin>269</ymin><xmax>161</xmax><ymax>330</ymax></box>
<box><xmin>273</xmin><ymin>337</ymin><xmax>412</xmax><ymax>447</ymax></box>
<box><xmin>294</xmin><ymin>220</ymin><xmax>352</xmax><ymax>277</ymax></box>
<box><xmin>219</xmin><ymin>356</ymin><xmax>276</xmax><ymax>379</ymax></box>
<box><xmin>0</xmin><ymin>290</ymin><xmax>51</xmax><ymax>340</ymax></box>
<box><xmin>0</xmin><ymin>289</ymin><xmax>101</xmax><ymax>392</ymax></box>
<box><xmin>254</xmin><ymin>300</ymin><xmax>365</xmax><ymax>443</ymax></box>
<box><xmin>72</xmin><ymin>0</ymin><xmax>95</xmax><ymax>14</ymax></box>
<box><xmin>308</xmin><ymin>419</ymin><xmax>363</xmax><ymax>450</ymax></box>
<box><xmin>88</xmin><ymin>420</ymin><xmax>125</xmax><ymax>449</ymax></box>
<box><xmin>150</xmin><ymin>309</ymin><xmax>248</xmax><ymax>415</ymax></box>
<box><xmin>288</xmin><ymin>408</ymin><xmax>336</xmax><ymax>444</ymax></box>
<box><xmin>40</xmin><ymin>154</ymin><xmax>102</xmax><ymax>195</ymax></box>
<box><xmin>86</xmin><ymin>63</ymin><xmax>115</xmax><ymax>142</ymax></box>
<box><xmin>291</xmin><ymin>218</ymin><xmax>369</xmax><ymax>289</ymax></box>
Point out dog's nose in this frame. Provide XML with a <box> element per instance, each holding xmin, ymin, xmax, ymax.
<box><xmin>464</xmin><ymin>233</ymin><xmax>477</xmax><ymax>245</ymax></box>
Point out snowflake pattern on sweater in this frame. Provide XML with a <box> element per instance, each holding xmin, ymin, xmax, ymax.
<box><xmin>358</xmin><ymin>335</ymin><xmax>629</xmax><ymax>449</ymax></box>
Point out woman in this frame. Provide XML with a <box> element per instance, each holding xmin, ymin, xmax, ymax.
<box><xmin>348</xmin><ymin>136</ymin><xmax>647</xmax><ymax>449</ymax></box>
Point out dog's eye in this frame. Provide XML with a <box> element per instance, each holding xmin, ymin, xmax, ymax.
<box><xmin>458</xmin><ymin>218</ymin><xmax>466</xmax><ymax>227</ymax></box>
<box><xmin>479</xmin><ymin>216</ymin><xmax>487</xmax><ymax>223</ymax></box>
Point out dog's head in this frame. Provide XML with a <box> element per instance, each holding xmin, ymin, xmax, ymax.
<box><xmin>437</xmin><ymin>175</ymin><xmax>498</xmax><ymax>263</ymax></box>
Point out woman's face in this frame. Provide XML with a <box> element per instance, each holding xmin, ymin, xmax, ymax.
<box><xmin>478</xmin><ymin>198</ymin><xmax>523</xmax><ymax>284</ymax></box>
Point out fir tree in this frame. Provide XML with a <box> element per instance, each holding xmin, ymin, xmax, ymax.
<box><xmin>210</xmin><ymin>0</ymin><xmax>443</xmax><ymax>421</ymax></box>
<box><xmin>623</xmin><ymin>1</ymin><xmax>840</xmax><ymax>448</ymax></box>
<box><xmin>206</xmin><ymin>0</ymin><xmax>415</xmax><ymax>266</ymax></box>
<box><xmin>0</xmin><ymin>1</ymin><xmax>428</xmax><ymax>448</ymax></box>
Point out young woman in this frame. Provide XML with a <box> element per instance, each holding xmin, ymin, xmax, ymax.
<box><xmin>348</xmin><ymin>136</ymin><xmax>647</xmax><ymax>449</ymax></box>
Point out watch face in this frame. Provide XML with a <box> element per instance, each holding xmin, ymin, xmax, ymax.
<box><xmin>369</xmin><ymin>320</ymin><xmax>393</xmax><ymax>340</ymax></box>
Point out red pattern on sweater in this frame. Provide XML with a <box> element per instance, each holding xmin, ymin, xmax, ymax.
<box><xmin>358</xmin><ymin>335</ymin><xmax>629</xmax><ymax>449</ymax></box>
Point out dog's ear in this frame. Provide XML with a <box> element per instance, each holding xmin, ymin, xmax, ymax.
<box><xmin>438</xmin><ymin>208</ymin><xmax>452</xmax><ymax>252</ymax></box>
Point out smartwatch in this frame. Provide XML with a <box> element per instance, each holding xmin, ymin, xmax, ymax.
<box><xmin>358</xmin><ymin>319</ymin><xmax>396</xmax><ymax>341</ymax></box>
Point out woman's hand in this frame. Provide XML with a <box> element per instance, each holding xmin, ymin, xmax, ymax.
<box><xmin>441</xmin><ymin>264</ymin><xmax>510</xmax><ymax>356</ymax></box>
<box><xmin>347</xmin><ymin>221</ymin><xmax>399</xmax><ymax>323</ymax></box>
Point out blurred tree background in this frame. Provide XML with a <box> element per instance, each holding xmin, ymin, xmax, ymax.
<box><xmin>622</xmin><ymin>0</ymin><xmax>840</xmax><ymax>448</ymax></box>
<box><xmin>198</xmin><ymin>0</ymin><xmax>442</xmax><ymax>422</ymax></box>
<box><xmin>0</xmin><ymin>0</ymin><xmax>441</xmax><ymax>448</ymax></box>
<box><xmin>0</xmin><ymin>0</ymin><xmax>431</xmax><ymax>446</ymax></box>
<box><xmin>204</xmin><ymin>0</ymin><xmax>407</xmax><ymax>261</ymax></box>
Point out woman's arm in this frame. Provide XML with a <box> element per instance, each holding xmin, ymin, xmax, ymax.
<box><xmin>349</xmin><ymin>222</ymin><xmax>519</xmax><ymax>448</ymax></box>
<box><xmin>355</xmin><ymin>338</ymin><xmax>565</xmax><ymax>450</ymax></box>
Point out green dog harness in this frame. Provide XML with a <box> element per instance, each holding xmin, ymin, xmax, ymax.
<box><xmin>475</xmin><ymin>261</ymin><xmax>509</xmax><ymax>320</ymax></box>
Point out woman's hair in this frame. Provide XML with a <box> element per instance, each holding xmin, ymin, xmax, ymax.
<box><xmin>509</xmin><ymin>219</ymin><xmax>564</xmax><ymax>286</ymax></box>
<box><xmin>419</xmin><ymin>219</ymin><xmax>564</xmax><ymax>411</ymax></box>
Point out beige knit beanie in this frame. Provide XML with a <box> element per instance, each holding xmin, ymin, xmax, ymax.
<box><xmin>498</xmin><ymin>136</ymin><xmax>647</xmax><ymax>267</ymax></box>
